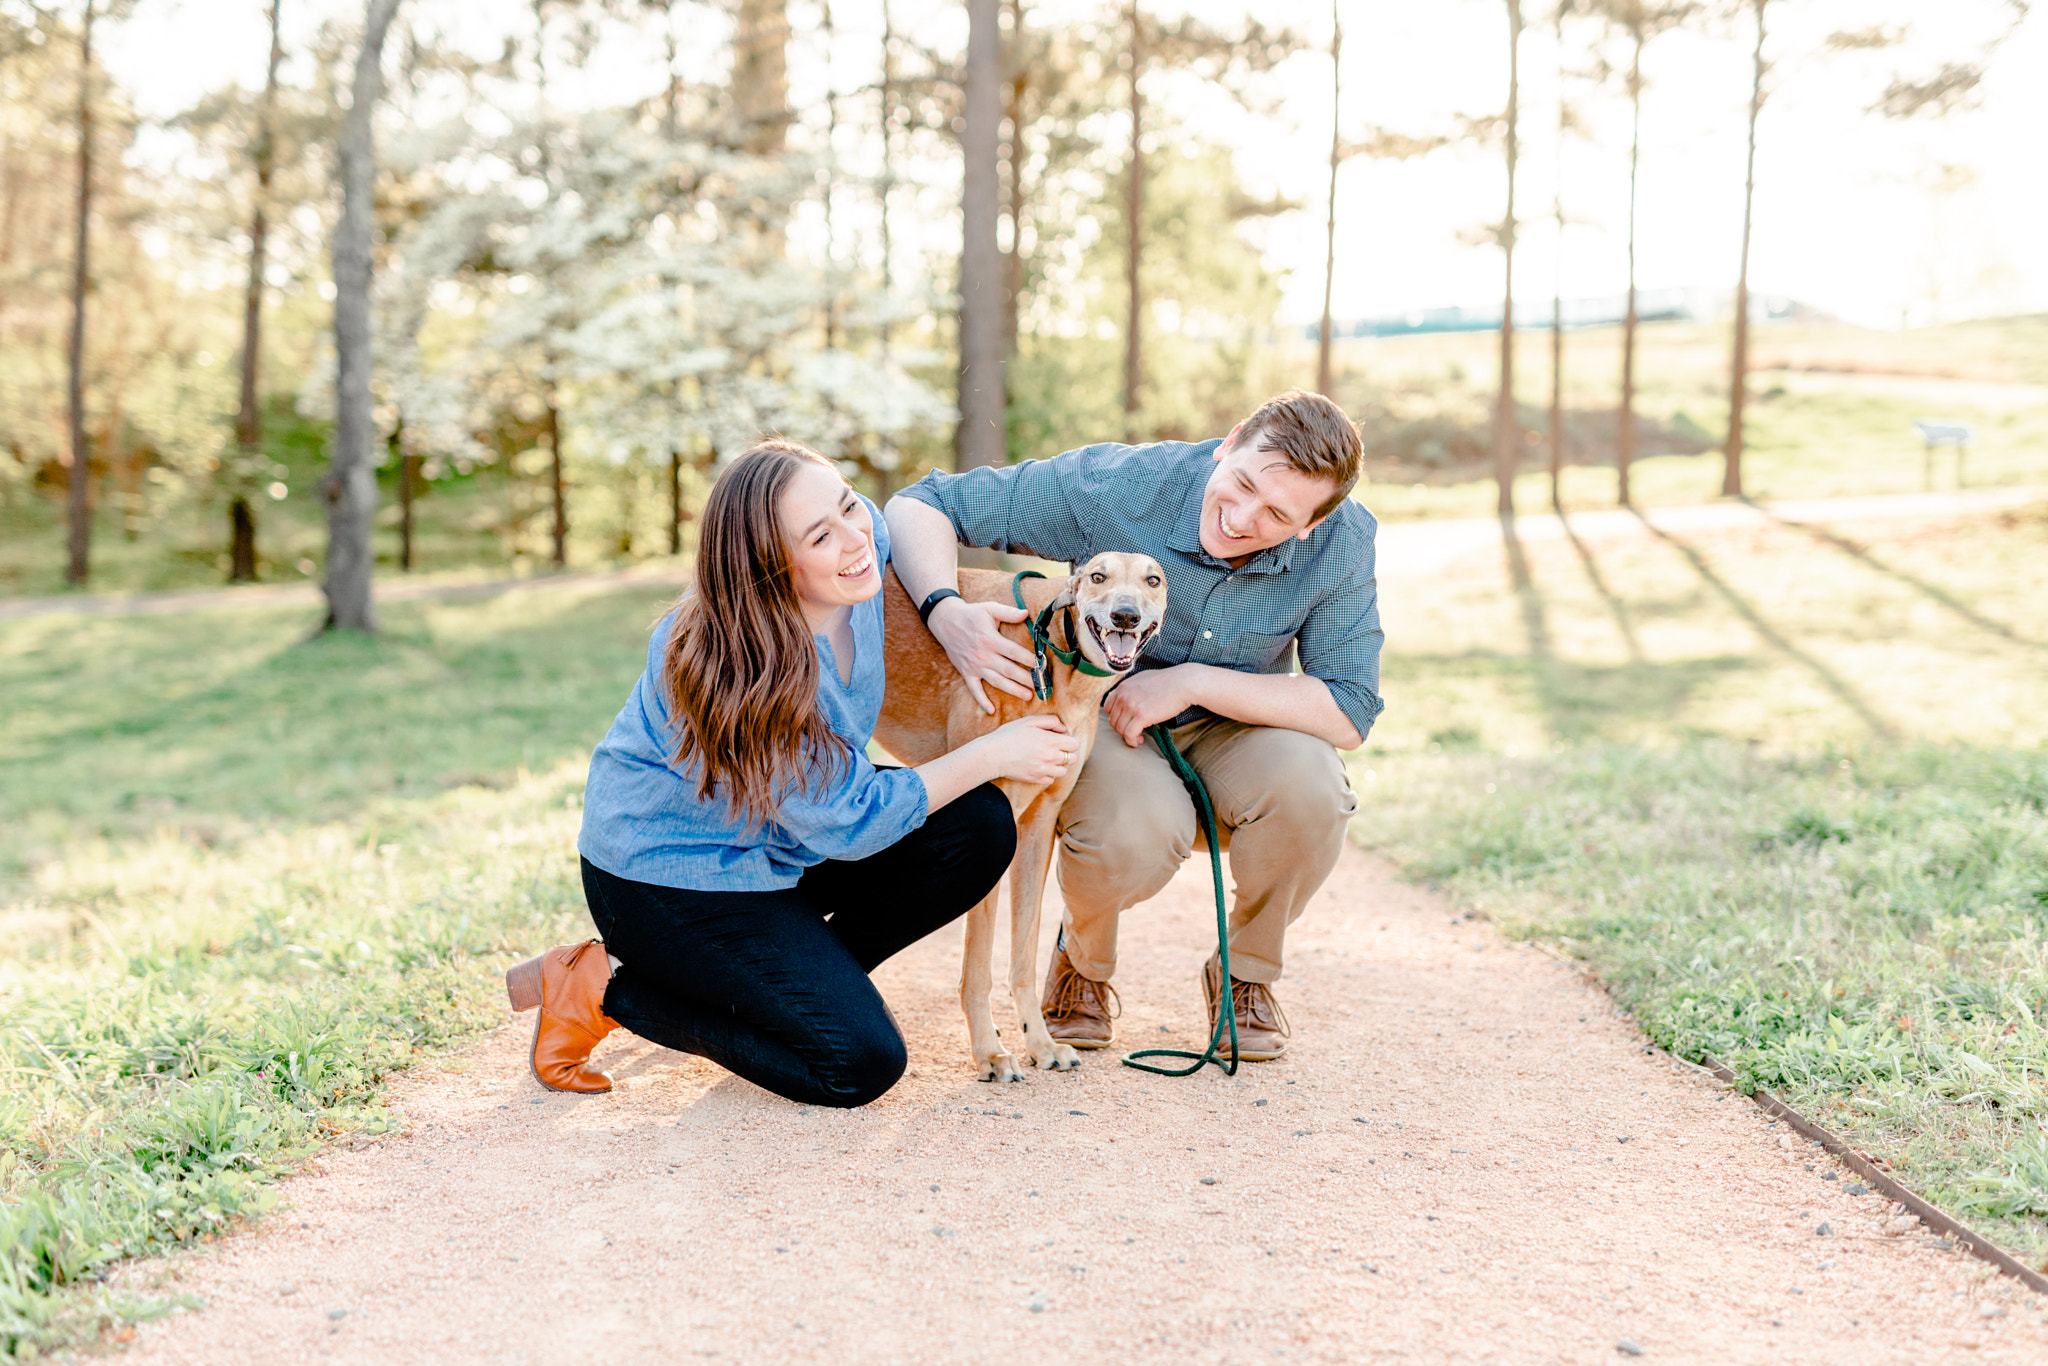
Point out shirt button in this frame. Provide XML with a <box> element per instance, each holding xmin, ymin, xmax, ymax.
<box><xmin>1202</xmin><ymin>630</ymin><xmax>1213</xmax><ymax>639</ymax></box>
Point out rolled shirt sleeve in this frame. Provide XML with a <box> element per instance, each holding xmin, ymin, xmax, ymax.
<box><xmin>1295</xmin><ymin>550</ymin><xmax>1386</xmax><ymax>743</ymax></box>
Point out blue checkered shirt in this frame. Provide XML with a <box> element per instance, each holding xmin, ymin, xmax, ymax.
<box><xmin>898</xmin><ymin>439</ymin><xmax>1383</xmax><ymax>742</ymax></box>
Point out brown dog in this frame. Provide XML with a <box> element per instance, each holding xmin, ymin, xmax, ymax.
<box><xmin>877</xmin><ymin>553</ymin><xmax>1168</xmax><ymax>1081</ymax></box>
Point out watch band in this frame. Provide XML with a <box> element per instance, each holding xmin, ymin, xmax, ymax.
<box><xmin>917</xmin><ymin>587</ymin><xmax>962</xmax><ymax>627</ymax></box>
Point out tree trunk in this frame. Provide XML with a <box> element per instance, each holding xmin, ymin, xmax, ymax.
<box><xmin>1002</xmin><ymin>0</ymin><xmax>1026</xmax><ymax>363</ymax></box>
<box><xmin>232</xmin><ymin>0</ymin><xmax>284</xmax><ymax>584</ymax></box>
<box><xmin>1548</xmin><ymin>1</ymin><xmax>1567</xmax><ymax>514</ymax></box>
<box><xmin>879</xmin><ymin>0</ymin><xmax>896</xmax><ymax>353</ymax></box>
<box><xmin>393</xmin><ymin>420</ymin><xmax>414</xmax><ymax>572</ymax></box>
<box><xmin>957</xmin><ymin>0</ymin><xmax>1005</xmax><ymax>471</ymax></box>
<box><xmin>65</xmin><ymin>0</ymin><xmax>96</xmax><ymax>588</ymax></box>
<box><xmin>668</xmin><ymin>447</ymin><xmax>683</xmax><ymax>555</ymax></box>
<box><xmin>1616</xmin><ymin>31</ymin><xmax>1642</xmax><ymax>508</ymax></box>
<box><xmin>323</xmin><ymin>0</ymin><xmax>402</xmax><ymax>632</ymax></box>
<box><xmin>734</xmin><ymin>0</ymin><xmax>790</xmax><ymax>155</ymax></box>
<box><xmin>1723</xmin><ymin>0</ymin><xmax>1765</xmax><ymax>499</ymax></box>
<box><xmin>545</xmin><ymin>383</ymin><xmax>566</xmax><ymax>566</ymax></box>
<box><xmin>1317</xmin><ymin>0</ymin><xmax>1340</xmax><ymax>398</ymax></box>
<box><xmin>1494</xmin><ymin>0</ymin><xmax>1521</xmax><ymax>522</ymax></box>
<box><xmin>1121</xmin><ymin>3</ymin><xmax>1144</xmax><ymax>442</ymax></box>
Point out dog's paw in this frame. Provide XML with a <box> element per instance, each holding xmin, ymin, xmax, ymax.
<box><xmin>1031</xmin><ymin>1040</ymin><xmax>1082</xmax><ymax>1072</ymax></box>
<box><xmin>978</xmin><ymin>1050</ymin><xmax>1026</xmax><ymax>1083</ymax></box>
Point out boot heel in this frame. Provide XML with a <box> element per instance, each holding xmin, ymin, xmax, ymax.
<box><xmin>506</xmin><ymin>955</ymin><xmax>544</xmax><ymax>1012</ymax></box>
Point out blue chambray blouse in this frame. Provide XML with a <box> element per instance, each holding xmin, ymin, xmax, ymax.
<box><xmin>576</xmin><ymin>495</ymin><xmax>929</xmax><ymax>890</ymax></box>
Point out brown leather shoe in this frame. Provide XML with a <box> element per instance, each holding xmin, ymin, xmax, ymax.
<box><xmin>1201</xmin><ymin>953</ymin><xmax>1290</xmax><ymax>1062</ymax></box>
<box><xmin>1041</xmin><ymin>940</ymin><xmax>1119</xmax><ymax>1049</ymax></box>
<box><xmin>506</xmin><ymin>940</ymin><xmax>619</xmax><ymax>1094</ymax></box>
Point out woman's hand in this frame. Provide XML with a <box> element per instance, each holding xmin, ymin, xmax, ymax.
<box><xmin>973</xmin><ymin>715</ymin><xmax>1082</xmax><ymax>785</ymax></box>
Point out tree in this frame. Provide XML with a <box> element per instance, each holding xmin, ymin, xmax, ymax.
<box><xmin>1316</xmin><ymin>0</ymin><xmax>1340</xmax><ymax>398</ymax></box>
<box><xmin>958</xmin><ymin>0</ymin><xmax>1003</xmax><ymax>470</ymax></box>
<box><xmin>231</xmin><ymin>0</ymin><xmax>286</xmax><ymax>581</ymax></box>
<box><xmin>62</xmin><ymin>0</ymin><xmax>112</xmax><ymax>586</ymax></box>
<box><xmin>1593</xmin><ymin>0</ymin><xmax>1693</xmax><ymax>507</ymax></box>
<box><xmin>1547</xmin><ymin>0</ymin><xmax>1591</xmax><ymax>513</ymax></box>
<box><xmin>1721</xmin><ymin>0</ymin><xmax>1764</xmax><ymax>498</ymax></box>
<box><xmin>323</xmin><ymin>0</ymin><xmax>401</xmax><ymax>632</ymax></box>
<box><xmin>1493</xmin><ymin>0</ymin><xmax>1523</xmax><ymax>521</ymax></box>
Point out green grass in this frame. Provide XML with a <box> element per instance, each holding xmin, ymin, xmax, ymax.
<box><xmin>1350</xmin><ymin>496</ymin><xmax>2048</xmax><ymax>1263</ymax></box>
<box><xmin>0</xmin><ymin>584</ymin><xmax>678</xmax><ymax>1355</ymax></box>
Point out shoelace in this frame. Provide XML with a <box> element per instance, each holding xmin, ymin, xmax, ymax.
<box><xmin>1046</xmin><ymin>967</ymin><xmax>1122</xmax><ymax>1022</ymax></box>
<box><xmin>1229</xmin><ymin>978</ymin><xmax>1291</xmax><ymax>1037</ymax></box>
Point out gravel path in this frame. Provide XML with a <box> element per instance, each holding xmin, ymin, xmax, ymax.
<box><xmin>118</xmin><ymin>846</ymin><xmax>2047</xmax><ymax>1363</ymax></box>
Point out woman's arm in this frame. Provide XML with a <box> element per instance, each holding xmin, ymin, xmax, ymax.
<box><xmin>913</xmin><ymin>716</ymin><xmax>1079</xmax><ymax>810</ymax></box>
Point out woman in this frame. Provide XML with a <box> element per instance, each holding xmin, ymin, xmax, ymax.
<box><xmin>506</xmin><ymin>441</ymin><xmax>1077</xmax><ymax>1108</ymax></box>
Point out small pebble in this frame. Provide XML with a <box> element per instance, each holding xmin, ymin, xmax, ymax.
<box><xmin>1616</xmin><ymin>1339</ymin><xmax>1644</xmax><ymax>1357</ymax></box>
<box><xmin>1293</xmin><ymin>1129</ymin><xmax>1311</xmax><ymax>1137</ymax></box>
<box><xmin>1980</xmin><ymin>1303</ymin><xmax>2008</xmax><ymax>1320</ymax></box>
<box><xmin>1200</xmin><ymin>1177</ymin><xmax>1218</xmax><ymax>1185</ymax></box>
<box><xmin>1069</xmin><ymin>1109</ymin><xmax>1088</xmax><ymax>1116</ymax></box>
<box><xmin>1821</xmin><ymin>1170</ymin><xmax>1837</xmax><ymax>1181</ymax></box>
<box><xmin>1814</xmin><ymin>1223</ymin><xmax>1832</xmax><ymax>1237</ymax></box>
<box><xmin>327</xmin><ymin>1309</ymin><xmax>347</xmax><ymax>1322</ymax></box>
<box><xmin>1354</xmin><ymin>1117</ymin><xmax>1368</xmax><ymax>1124</ymax></box>
<box><xmin>930</xmin><ymin>1184</ymin><xmax>940</xmax><ymax>1192</ymax></box>
<box><xmin>1846</xmin><ymin>1182</ymin><xmax>1868</xmax><ymax>1196</ymax></box>
<box><xmin>1254</xmin><ymin>1099</ymin><xmax>1268</xmax><ymax>1107</ymax></box>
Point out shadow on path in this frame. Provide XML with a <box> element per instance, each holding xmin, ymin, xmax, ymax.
<box><xmin>1754</xmin><ymin>503</ymin><xmax>2048</xmax><ymax>655</ymax></box>
<box><xmin>1632</xmin><ymin>509</ymin><xmax>1897</xmax><ymax>740</ymax></box>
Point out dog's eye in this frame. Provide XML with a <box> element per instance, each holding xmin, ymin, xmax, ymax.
<box><xmin>1146</xmin><ymin>576</ymin><xmax>1161</xmax><ymax>587</ymax></box>
<box><xmin>1090</xmin><ymin>573</ymin><xmax>1106</xmax><ymax>584</ymax></box>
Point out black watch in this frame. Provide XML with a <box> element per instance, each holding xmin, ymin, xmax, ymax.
<box><xmin>917</xmin><ymin>587</ymin><xmax>962</xmax><ymax>627</ymax></box>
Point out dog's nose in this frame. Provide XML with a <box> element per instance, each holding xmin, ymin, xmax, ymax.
<box><xmin>1110</xmin><ymin>606</ymin><xmax>1141</xmax><ymax>631</ymax></box>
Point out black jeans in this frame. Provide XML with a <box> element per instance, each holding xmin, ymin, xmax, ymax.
<box><xmin>581</xmin><ymin>783</ymin><xmax>1015</xmax><ymax>1108</ymax></box>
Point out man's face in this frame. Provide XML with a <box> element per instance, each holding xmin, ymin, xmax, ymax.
<box><xmin>1197</xmin><ymin>425</ymin><xmax>1338</xmax><ymax>563</ymax></box>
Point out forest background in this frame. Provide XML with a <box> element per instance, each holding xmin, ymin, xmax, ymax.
<box><xmin>2</xmin><ymin>0</ymin><xmax>2042</xmax><ymax>602</ymax></box>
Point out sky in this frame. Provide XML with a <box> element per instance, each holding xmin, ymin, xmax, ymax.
<box><xmin>99</xmin><ymin>0</ymin><xmax>2048</xmax><ymax>331</ymax></box>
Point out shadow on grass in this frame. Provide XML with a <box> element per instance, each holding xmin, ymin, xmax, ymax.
<box><xmin>1754</xmin><ymin>503</ymin><xmax>2048</xmax><ymax>654</ymax></box>
<box><xmin>1398</xmin><ymin>647</ymin><xmax>1754</xmax><ymax>743</ymax></box>
<box><xmin>1560</xmin><ymin>514</ymin><xmax>1645</xmax><ymax>662</ymax></box>
<box><xmin>1631</xmin><ymin>509</ymin><xmax>1898</xmax><ymax>740</ymax></box>
<box><xmin>1</xmin><ymin>588</ymin><xmax>674</xmax><ymax>863</ymax></box>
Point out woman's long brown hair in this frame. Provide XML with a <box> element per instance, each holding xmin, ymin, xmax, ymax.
<box><xmin>662</xmin><ymin>440</ymin><xmax>851</xmax><ymax>828</ymax></box>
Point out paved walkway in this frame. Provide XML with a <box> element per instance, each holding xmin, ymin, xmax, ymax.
<box><xmin>118</xmin><ymin>848</ymin><xmax>2048</xmax><ymax>1364</ymax></box>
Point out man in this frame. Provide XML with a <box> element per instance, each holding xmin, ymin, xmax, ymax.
<box><xmin>885</xmin><ymin>389</ymin><xmax>1381</xmax><ymax>1061</ymax></box>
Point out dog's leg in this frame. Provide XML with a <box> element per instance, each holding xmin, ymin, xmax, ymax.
<box><xmin>961</xmin><ymin>891</ymin><xmax>1023</xmax><ymax>1083</ymax></box>
<box><xmin>1007</xmin><ymin>802</ymin><xmax>1081</xmax><ymax>1072</ymax></box>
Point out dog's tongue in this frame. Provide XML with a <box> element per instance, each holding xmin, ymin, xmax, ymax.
<box><xmin>1105</xmin><ymin>630</ymin><xmax>1138</xmax><ymax>659</ymax></box>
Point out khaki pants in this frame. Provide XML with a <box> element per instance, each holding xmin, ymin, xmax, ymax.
<box><xmin>1053</xmin><ymin>716</ymin><xmax>1357</xmax><ymax>986</ymax></box>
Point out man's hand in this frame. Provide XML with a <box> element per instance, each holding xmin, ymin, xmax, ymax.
<box><xmin>1103</xmin><ymin>665</ymin><xmax>1198</xmax><ymax>747</ymax></box>
<box><xmin>929</xmin><ymin>596</ymin><xmax>1038</xmax><ymax>714</ymax></box>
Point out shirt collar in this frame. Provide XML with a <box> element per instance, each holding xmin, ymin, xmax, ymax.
<box><xmin>1165</xmin><ymin>440</ymin><xmax>1300</xmax><ymax>576</ymax></box>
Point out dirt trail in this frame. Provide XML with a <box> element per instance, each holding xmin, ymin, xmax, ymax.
<box><xmin>120</xmin><ymin>847</ymin><xmax>2045</xmax><ymax>1364</ymax></box>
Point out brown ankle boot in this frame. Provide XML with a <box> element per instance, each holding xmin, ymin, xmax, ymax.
<box><xmin>1041</xmin><ymin>940</ymin><xmax>1119</xmax><ymax>1049</ymax></box>
<box><xmin>506</xmin><ymin>940</ymin><xmax>619</xmax><ymax>1094</ymax></box>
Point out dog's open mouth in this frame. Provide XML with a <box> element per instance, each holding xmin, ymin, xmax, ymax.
<box><xmin>1085</xmin><ymin>616</ymin><xmax>1157</xmax><ymax>673</ymax></box>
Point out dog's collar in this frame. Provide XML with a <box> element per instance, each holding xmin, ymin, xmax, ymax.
<box><xmin>1011</xmin><ymin>571</ymin><xmax>1114</xmax><ymax>699</ymax></box>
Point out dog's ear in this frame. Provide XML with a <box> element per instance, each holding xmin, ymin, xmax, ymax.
<box><xmin>1043</xmin><ymin>575</ymin><xmax>1078</xmax><ymax>614</ymax></box>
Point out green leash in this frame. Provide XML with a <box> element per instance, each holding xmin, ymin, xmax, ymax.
<box><xmin>1006</xmin><ymin>573</ymin><xmax>1235</xmax><ymax>1075</ymax></box>
<box><xmin>1120</xmin><ymin>724</ymin><xmax>1239</xmax><ymax>1077</ymax></box>
<box><xmin>1010</xmin><ymin>570</ymin><xmax>1113</xmax><ymax>700</ymax></box>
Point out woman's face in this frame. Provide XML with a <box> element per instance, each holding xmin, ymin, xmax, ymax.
<box><xmin>779</xmin><ymin>460</ymin><xmax>879</xmax><ymax>624</ymax></box>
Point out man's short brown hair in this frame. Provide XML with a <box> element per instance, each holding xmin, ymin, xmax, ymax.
<box><xmin>1236</xmin><ymin>389</ymin><xmax>1362</xmax><ymax>522</ymax></box>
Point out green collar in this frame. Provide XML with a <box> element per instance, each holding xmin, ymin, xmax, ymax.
<box><xmin>1011</xmin><ymin>571</ymin><xmax>1114</xmax><ymax>699</ymax></box>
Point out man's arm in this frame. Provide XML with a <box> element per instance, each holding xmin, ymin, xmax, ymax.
<box><xmin>1103</xmin><ymin>666</ymin><xmax>1363</xmax><ymax>751</ymax></box>
<box><xmin>884</xmin><ymin>495</ymin><xmax>1037</xmax><ymax>712</ymax></box>
<box><xmin>885</xmin><ymin>458</ymin><xmax>1096</xmax><ymax>714</ymax></box>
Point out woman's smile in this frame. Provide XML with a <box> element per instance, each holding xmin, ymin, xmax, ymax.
<box><xmin>838</xmin><ymin>550</ymin><xmax>875</xmax><ymax>579</ymax></box>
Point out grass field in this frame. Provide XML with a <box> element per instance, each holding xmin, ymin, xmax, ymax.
<box><xmin>3</xmin><ymin>495</ymin><xmax>2048</xmax><ymax>1351</ymax></box>
<box><xmin>1351</xmin><ymin>496</ymin><xmax>2048</xmax><ymax>1260</ymax></box>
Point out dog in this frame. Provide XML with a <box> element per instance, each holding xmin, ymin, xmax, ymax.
<box><xmin>877</xmin><ymin>553</ymin><xmax>1168</xmax><ymax>1082</ymax></box>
